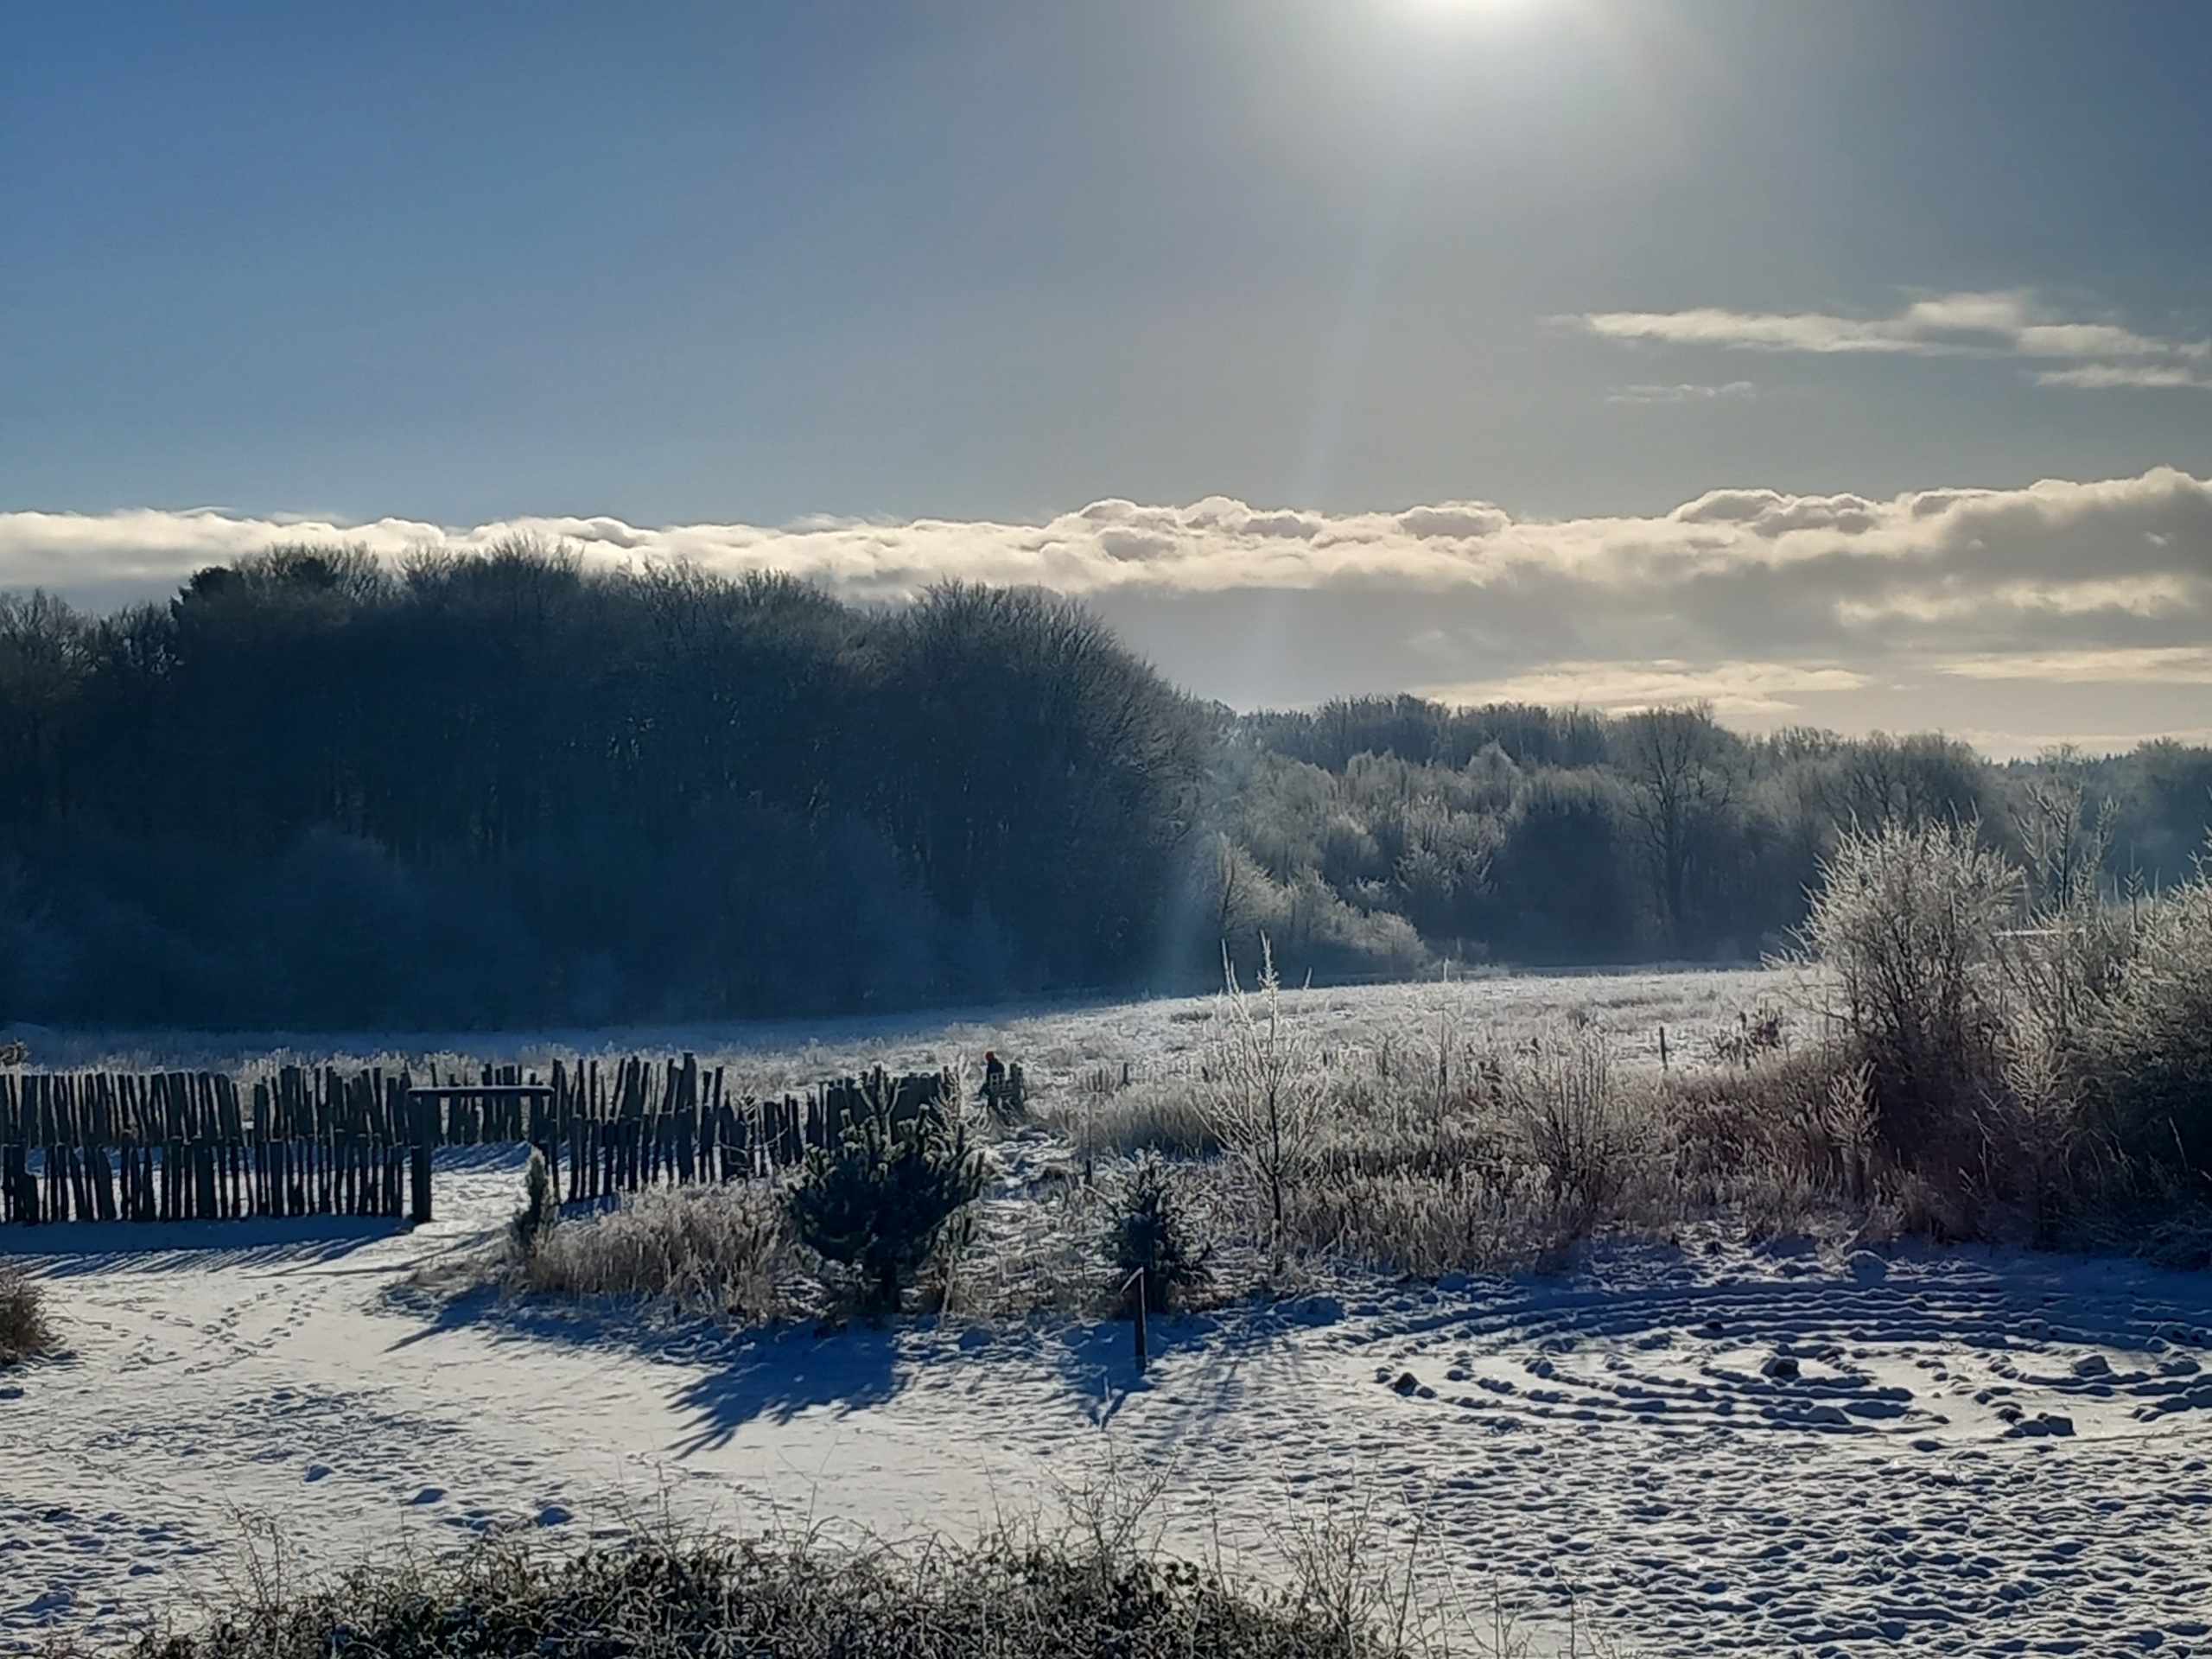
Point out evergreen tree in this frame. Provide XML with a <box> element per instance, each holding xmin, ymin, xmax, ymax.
<box><xmin>788</xmin><ymin>1093</ymin><xmax>985</xmax><ymax>1311</ymax></box>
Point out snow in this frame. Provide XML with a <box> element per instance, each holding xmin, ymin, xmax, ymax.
<box><xmin>6</xmin><ymin>975</ymin><xmax>2212</xmax><ymax>1654</ymax></box>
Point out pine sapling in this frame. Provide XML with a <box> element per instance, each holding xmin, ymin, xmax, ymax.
<box><xmin>1111</xmin><ymin>1153</ymin><xmax>1211</xmax><ymax>1318</ymax></box>
<box><xmin>789</xmin><ymin>1089</ymin><xmax>986</xmax><ymax>1312</ymax></box>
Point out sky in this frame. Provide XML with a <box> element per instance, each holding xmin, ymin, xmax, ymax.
<box><xmin>4</xmin><ymin>0</ymin><xmax>2210</xmax><ymax>752</ymax></box>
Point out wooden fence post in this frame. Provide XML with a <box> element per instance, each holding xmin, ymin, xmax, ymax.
<box><xmin>410</xmin><ymin>1087</ymin><xmax>435</xmax><ymax>1224</ymax></box>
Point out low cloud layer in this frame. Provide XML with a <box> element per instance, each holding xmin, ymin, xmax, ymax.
<box><xmin>1579</xmin><ymin>290</ymin><xmax>2212</xmax><ymax>391</ymax></box>
<box><xmin>8</xmin><ymin>466</ymin><xmax>2212</xmax><ymax>753</ymax></box>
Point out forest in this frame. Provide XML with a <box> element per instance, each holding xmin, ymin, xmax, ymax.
<box><xmin>0</xmin><ymin>540</ymin><xmax>2206</xmax><ymax>1029</ymax></box>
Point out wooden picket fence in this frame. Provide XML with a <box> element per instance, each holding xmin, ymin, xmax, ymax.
<box><xmin>0</xmin><ymin>1058</ymin><xmax>950</xmax><ymax>1227</ymax></box>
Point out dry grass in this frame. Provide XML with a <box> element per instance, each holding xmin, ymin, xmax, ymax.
<box><xmin>1039</xmin><ymin>1077</ymin><xmax>1223</xmax><ymax>1160</ymax></box>
<box><xmin>511</xmin><ymin>1182</ymin><xmax>793</xmax><ymax>1322</ymax></box>
<box><xmin>1</xmin><ymin>1256</ymin><xmax>51</xmax><ymax>1364</ymax></box>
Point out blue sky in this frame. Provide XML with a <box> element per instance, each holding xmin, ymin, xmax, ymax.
<box><xmin>5</xmin><ymin>1</ymin><xmax>2211</xmax><ymax>744</ymax></box>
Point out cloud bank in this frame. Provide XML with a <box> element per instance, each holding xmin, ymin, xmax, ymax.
<box><xmin>7</xmin><ymin>467</ymin><xmax>2212</xmax><ymax>753</ymax></box>
<box><xmin>1578</xmin><ymin>290</ymin><xmax>2212</xmax><ymax>391</ymax></box>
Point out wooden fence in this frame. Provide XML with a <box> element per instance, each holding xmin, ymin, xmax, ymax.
<box><xmin>0</xmin><ymin>1058</ymin><xmax>950</xmax><ymax>1227</ymax></box>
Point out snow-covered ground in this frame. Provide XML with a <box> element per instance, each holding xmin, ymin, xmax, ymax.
<box><xmin>9</xmin><ymin>1149</ymin><xmax>2212</xmax><ymax>1653</ymax></box>
<box><xmin>6</xmin><ymin>972</ymin><xmax>2212</xmax><ymax>1654</ymax></box>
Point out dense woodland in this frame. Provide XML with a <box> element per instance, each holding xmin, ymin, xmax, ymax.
<box><xmin>0</xmin><ymin>541</ymin><xmax>2206</xmax><ymax>1029</ymax></box>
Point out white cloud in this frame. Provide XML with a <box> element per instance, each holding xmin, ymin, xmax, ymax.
<box><xmin>1417</xmin><ymin>660</ymin><xmax>1871</xmax><ymax>719</ymax></box>
<box><xmin>8</xmin><ymin>466</ymin><xmax>2212</xmax><ymax>749</ymax></box>
<box><xmin>1604</xmin><ymin>380</ymin><xmax>1758</xmax><ymax>405</ymax></box>
<box><xmin>2035</xmin><ymin>364</ymin><xmax>2212</xmax><ymax>391</ymax></box>
<box><xmin>1576</xmin><ymin>289</ymin><xmax>2210</xmax><ymax>391</ymax></box>
<box><xmin>1942</xmin><ymin>647</ymin><xmax>2212</xmax><ymax>684</ymax></box>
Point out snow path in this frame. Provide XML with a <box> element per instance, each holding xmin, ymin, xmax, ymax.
<box><xmin>6</xmin><ymin>1150</ymin><xmax>2212</xmax><ymax>1655</ymax></box>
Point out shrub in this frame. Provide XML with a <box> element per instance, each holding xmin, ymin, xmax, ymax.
<box><xmin>0</xmin><ymin>1257</ymin><xmax>49</xmax><ymax>1364</ymax></box>
<box><xmin>518</xmin><ymin>1182</ymin><xmax>789</xmax><ymax>1320</ymax></box>
<box><xmin>789</xmin><ymin>1090</ymin><xmax>985</xmax><ymax>1311</ymax></box>
<box><xmin>53</xmin><ymin>1525</ymin><xmax>1436</xmax><ymax>1659</ymax></box>
<box><xmin>2073</xmin><ymin>874</ymin><xmax>2212</xmax><ymax>1181</ymax></box>
<box><xmin>1109</xmin><ymin>1154</ymin><xmax>1211</xmax><ymax>1316</ymax></box>
<box><xmin>1796</xmin><ymin>818</ymin><xmax>2018</xmax><ymax>1155</ymax></box>
<box><xmin>508</xmin><ymin>1147</ymin><xmax>558</xmax><ymax>1259</ymax></box>
<box><xmin>1508</xmin><ymin>1029</ymin><xmax>1649</xmax><ymax>1217</ymax></box>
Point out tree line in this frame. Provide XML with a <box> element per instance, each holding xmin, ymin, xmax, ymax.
<box><xmin>1217</xmin><ymin>695</ymin><xmax>2212</xmax><ymax>976</ymax></box>
<box><xmin>0</xmin><ymin>544</ymin><xmax>2205</xmax><ymax>1027</ymax></box>
<box><xmin>0</xmin><ymin>543</ymin><xmax>1202</xmax><ymax>1027</ymax></box>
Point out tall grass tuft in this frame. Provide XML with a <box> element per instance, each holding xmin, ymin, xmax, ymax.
<box><xmin>517</xmin><ymin>1182</ymin><xmax>790</xmax><ymax>1321</ymax></box>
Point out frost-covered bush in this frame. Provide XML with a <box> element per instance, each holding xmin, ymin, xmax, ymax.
<box><xmin>790</xmin><ymin>1092</ymin><xmax>985</xmax><ymax>1311</ymax></box>
<box><xmin>0</xmin><ymin>1257</ymin><xmax>49</xmax><ymax>1363</ymax></box>
<box><xmin>2074</xmin><ymin>874</ymin><xmax>2212</xmax><ymax>1178</ymax></box>
<box><xmin>1797</xmin><ymin>818</ymin><xmax>2017</xmax><ymax>1154</ymax></box>
<box><xmin>1507</xmin><ymin>1030</ymin><xmax>1650</xmax><ymax>1216</ymax></box>
<box><xmin>1199</xmin><ymin>939</ymin><xmax>1325</xmax><ymax>1250</ymax></box>
<box><xmin>60</xmin><ymin>1524</ymin><xmax>1435</xmax><ymax>1659</ymax></box>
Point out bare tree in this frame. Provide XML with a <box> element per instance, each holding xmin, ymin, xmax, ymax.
<box><xmin>1615</xmin><ymin>703</ymin><xmax>1737</xmax><ymax>952</ymax></box>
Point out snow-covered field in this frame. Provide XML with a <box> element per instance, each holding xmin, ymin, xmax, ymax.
<box><xmin>1</xmin><ymin>963</ymin><xmax>1815</xmax><ymax>1090</ymax></box>
<box><xmin>7</xmin><ymin>970</ymin><xmax>2212</xmax><ymax>1655</ymax></box>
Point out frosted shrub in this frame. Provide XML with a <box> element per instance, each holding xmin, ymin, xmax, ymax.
<box><xmin>2075</xmin><ymin>874</ymin><xmax>2212</xmax><ymax>1178</ymax></box>
<box><xmin>1798</xmin><ymin>818</ymin><xmax>2018</xmax><ymax>1153</ymax></box>
<box><xmin>0</xmin><ymin>1257</ymin><xmax>49</xmax><ymax>1363</ymax></box>
<box><xmin>1661</xmin><ymin>1048</ymin><xmax>1877</xmax><ymax>1230</ymax></box>
<box><xmin>1199</xmin><ymin>938</ymin><xmax>1325</xmax><ymax>1252</ymax></box>
<box><xmin>1507</xmin><ymin>1029</ymin><xmax>1649</xmax><ymax>1216</ymax></box>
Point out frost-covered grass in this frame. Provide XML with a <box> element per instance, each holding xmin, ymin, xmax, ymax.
<box><xmin>314</xmin><ymin>967</ymin><xmax>1809</xmax><ymax>1325</ymax></box>
<box><xmin>476</xmin><ymin>967</ymin><xmax>1867</xmax><ymax>1326</ymax></box>
<box><xmin>448</xmin><ymin>917</ymin><xmax>2212</xmax><ymax>1330</ymax></box>
<box><xmin>53</xmin><ymin>1527</ymin><xmax>1441</xmax><ymax>1659</ymax></box>
<box><xmin>9</xmin><ymin>965</ymin><xmax>1812</xmax><ymax>1093</ymax></box>
<box><xmin>506</xmin><ymin>1181</ymin><xmax>794</xmax><ymax>1323</ymax></box>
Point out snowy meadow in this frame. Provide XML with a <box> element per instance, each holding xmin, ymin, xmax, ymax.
<box><xmin>5</xmin><ymin>950</ymin><xmax>2212</xmax><ymax>1656</ymax></box>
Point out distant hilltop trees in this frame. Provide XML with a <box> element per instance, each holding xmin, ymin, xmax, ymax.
<box><xmin>0</xmin><ymin>543</ymin><xmax>2203</xmax><ymax>1028</ymax></box>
